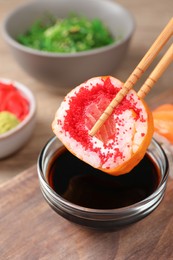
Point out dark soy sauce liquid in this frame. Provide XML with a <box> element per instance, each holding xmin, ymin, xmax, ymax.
<box><xmin>47</xmin><ymin>147</ymin><xmax>161</xmax><ymax>209</ymax></box>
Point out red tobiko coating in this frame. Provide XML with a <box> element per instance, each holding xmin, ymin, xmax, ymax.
<box><xmin>62</xmin><ymin>77</ymin><xmax>144</xmax><ymax>164</ymax></box>
<box><xmin>0</xmin><ymin>82</ymin><xmax>30</xmax><ymax>121</ymax></box>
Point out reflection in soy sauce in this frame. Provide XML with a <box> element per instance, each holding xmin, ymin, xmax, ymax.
<box><xmin>48</xmin><ymin>147</ymin><xmax>160</xmax><ymax>209</ymax></box>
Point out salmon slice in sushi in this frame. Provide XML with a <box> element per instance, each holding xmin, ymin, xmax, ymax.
<box><xmin>52</xmin><ymin>76</ymin><xmax>154</xmax><ymax>176</ymax></box>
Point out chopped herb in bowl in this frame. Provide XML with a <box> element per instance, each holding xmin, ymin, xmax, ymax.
<box><xmin>17</xmin><ymin>14</ymin><xmax>115</xmax><ymax>53</ymax></box>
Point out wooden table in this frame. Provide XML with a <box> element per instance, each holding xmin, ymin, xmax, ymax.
<box><xmin>0</xmin><ymin>0</ymin><xmax>173</xmax><ymax>259</ymax></box>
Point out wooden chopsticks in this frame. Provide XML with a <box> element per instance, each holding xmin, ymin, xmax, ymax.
<box><xmin>138</xmin><ymin>43</ymin><xmax>173</xmax><ymax>98</ymax></box>
<box><xmin>89</xmin><ymin>18</ymin><xmax>173</xmax><ymax>137</ymax></box>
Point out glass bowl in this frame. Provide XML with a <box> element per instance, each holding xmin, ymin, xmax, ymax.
<box><xmin>37</xmin><ymin>137</ymin><xmax>169</xmax><ymax>231</ymax></box>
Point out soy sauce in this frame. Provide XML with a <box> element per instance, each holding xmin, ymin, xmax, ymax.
<box><xmin>47</xmin><ymin>147</ymin><xmax>160</xmax><ymax>209</ymax></box>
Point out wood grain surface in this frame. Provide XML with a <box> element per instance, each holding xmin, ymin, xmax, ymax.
<box><xmin>0</xmin><ymin>0</ymin><xmax>173</xmax><ymax>184</ymax></box>
<box><xmin>0</xmin><ymin>166</ymin><xmax>173</xmax><ymax>260</ymax></box>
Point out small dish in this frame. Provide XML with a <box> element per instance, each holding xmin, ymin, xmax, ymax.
<box><xmin>37</xmin><ymin>137</ymin><xmax>169</xmax><ymax>231</ymax></box>
<box><xmin>0</xmin><ymin>78</ymin><xmax>36</xmax><ymax>159</ymax></box>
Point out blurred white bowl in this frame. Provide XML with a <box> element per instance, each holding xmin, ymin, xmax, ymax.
<box><xmin>0</xmin><ymin>78</ymin><xmax>36</xmax><ymax>159</ymax></box>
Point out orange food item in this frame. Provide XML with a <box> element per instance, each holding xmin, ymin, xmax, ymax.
<box><xmin>152</xmin><ymin>104</ymin><xmax>173</xmax><ymax>144</ymax></box>
<box><xmin>52</xmin><ymin>76</ymin><xmax>154</xmax><ymax>176</ymax></box>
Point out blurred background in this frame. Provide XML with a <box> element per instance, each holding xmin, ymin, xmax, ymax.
<box><xmin>0</xmin><ymin>0</ymin><xmax>172</xmax><ymax>184</ymax></box>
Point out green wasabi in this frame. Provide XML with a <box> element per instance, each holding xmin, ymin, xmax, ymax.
<box><xmin>17</xmin><ymin>14</ymin><xmax>115</xmax><ymax>53</ymax></box>
<box><xmin>0</xmin><ymin>111</ymin><xmax>20</xmax><ymax>134</ymax></box>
